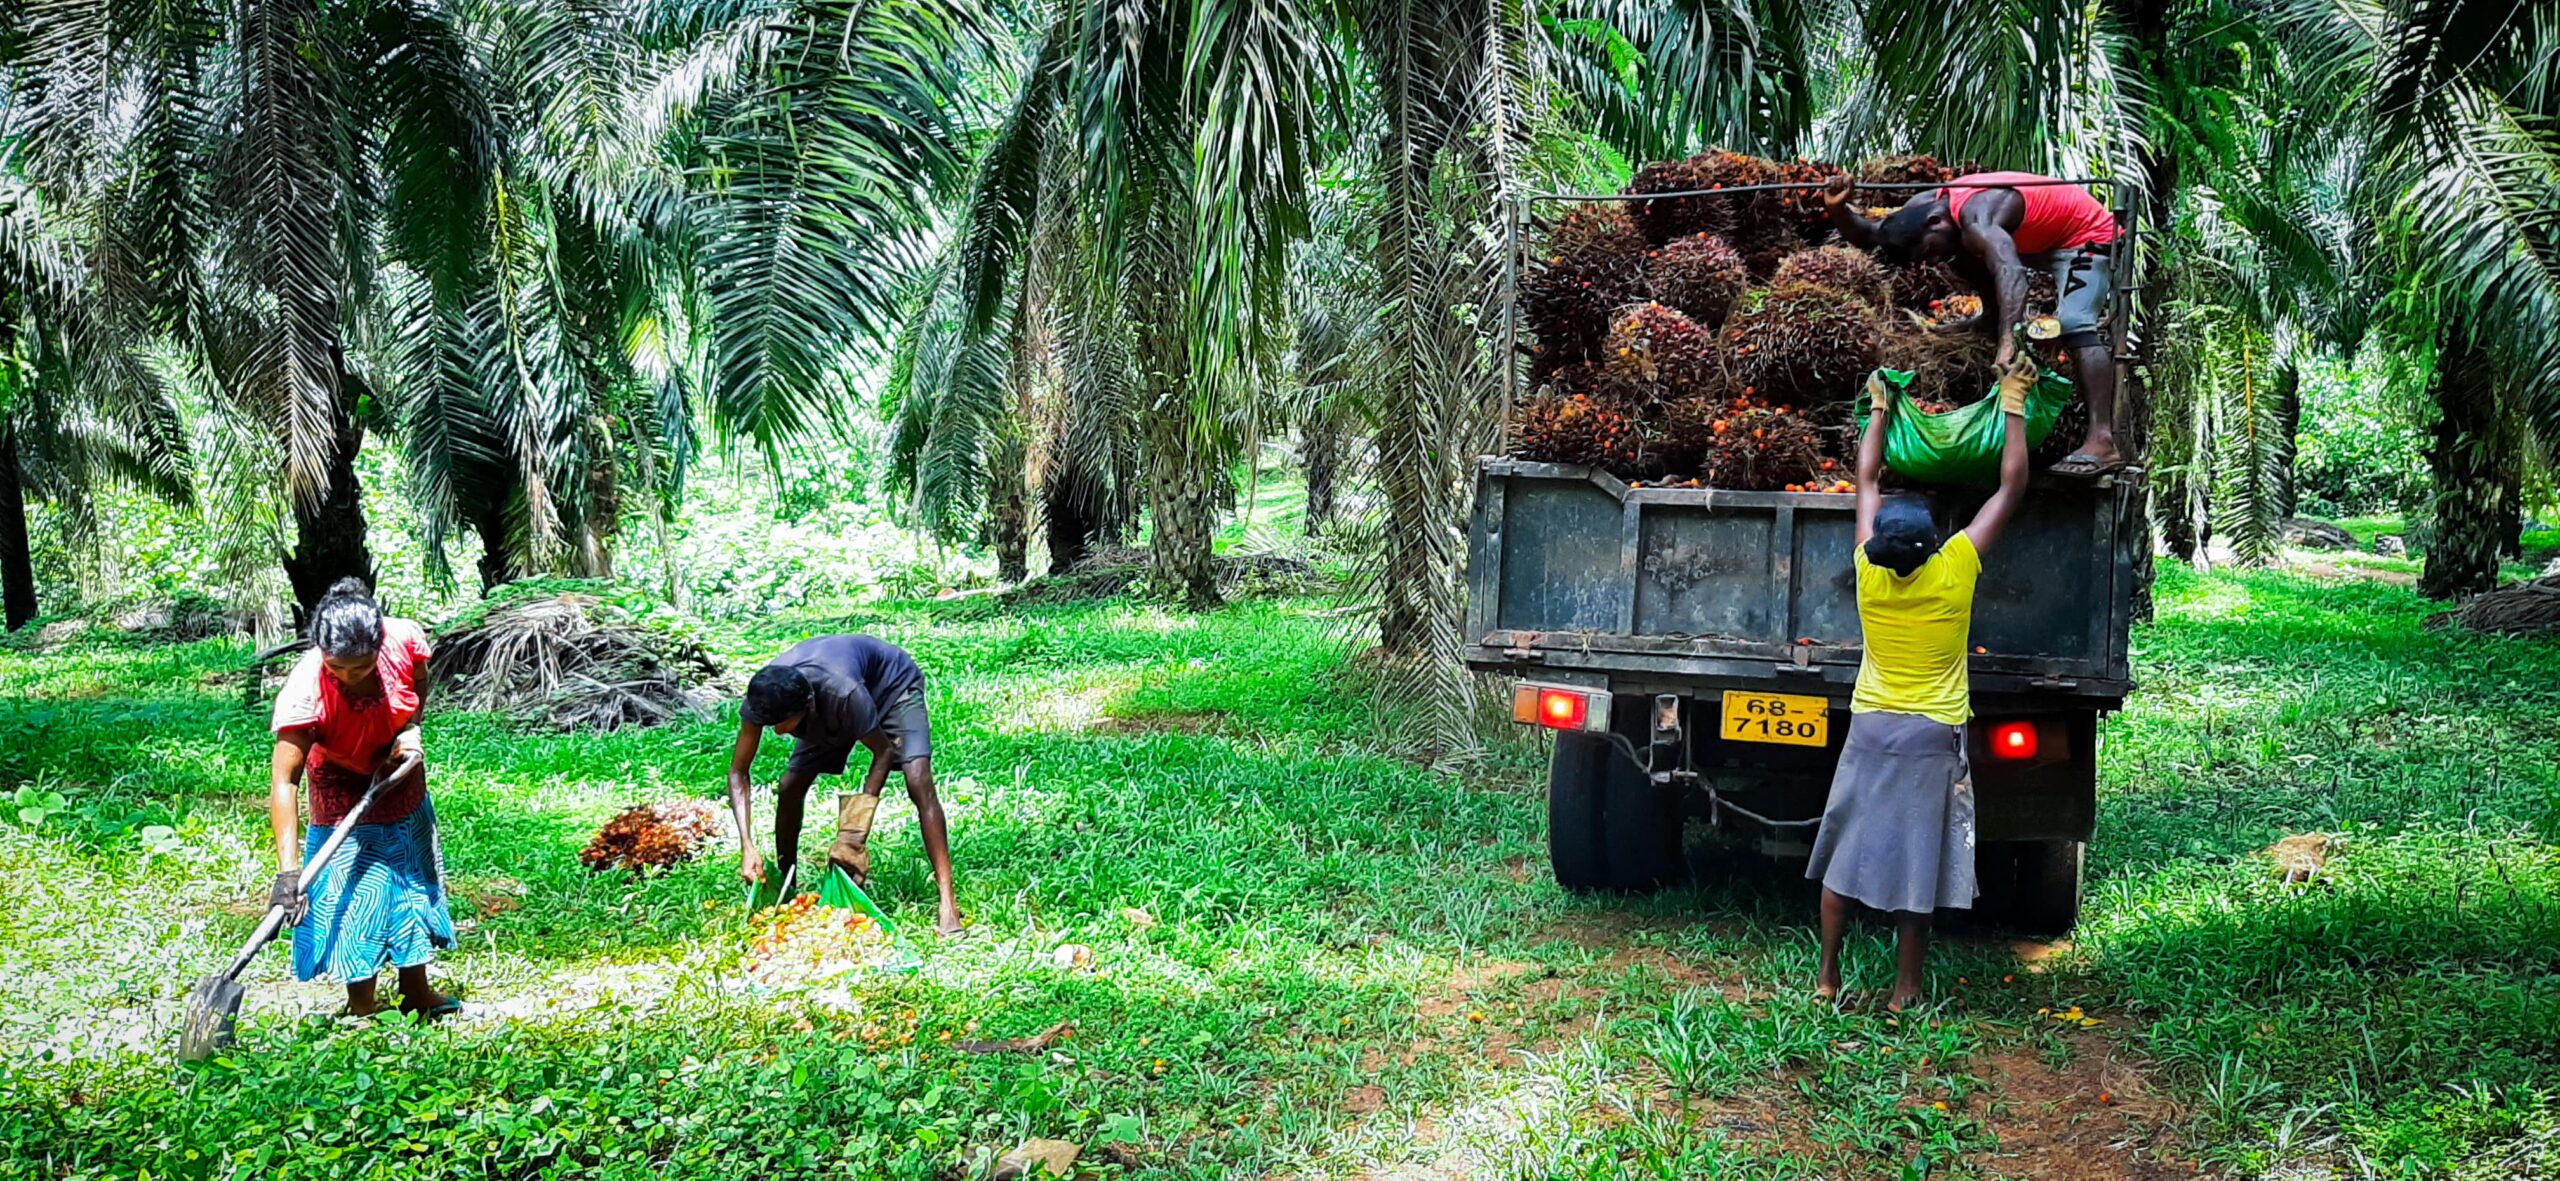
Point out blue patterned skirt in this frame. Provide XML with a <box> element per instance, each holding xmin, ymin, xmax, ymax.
<box><xmin>291</xmin><ymin>796</ymin><xmax>456</xmax><ymax>982</ymax></box>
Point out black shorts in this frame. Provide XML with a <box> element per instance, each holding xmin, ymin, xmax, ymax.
<box><xmin>785</xmin><ymin>687</ymin><xmax>933</xmax><ymax>778</ymax></box>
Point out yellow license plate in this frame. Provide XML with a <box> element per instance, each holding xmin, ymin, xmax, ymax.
<box><xmin>1720</xmin><ymin>690</ymin><xmax>1830</xmax><ymax>747</ymax></box>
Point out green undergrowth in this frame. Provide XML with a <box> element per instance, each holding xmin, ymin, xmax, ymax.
<box><xmin>4</xmin><ymin>568</ymin><xmax>2558</xmax><ymax>1178</ymax></box>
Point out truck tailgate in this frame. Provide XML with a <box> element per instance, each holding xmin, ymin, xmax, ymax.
<box><xmin>1463</xmin><ymin>459</ymin><xmax>2138</xmax><ymax>701</ymax></box>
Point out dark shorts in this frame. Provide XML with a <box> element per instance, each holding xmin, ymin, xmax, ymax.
<box><xmin>786</xmin><ymin>687</ymin><xmax>932</xmax><ymax>778</ymax></box>
<box><xmin>2047</xmin><ymin>247</ymin><xmax>2114</xmax><ymax>349</ymax></box>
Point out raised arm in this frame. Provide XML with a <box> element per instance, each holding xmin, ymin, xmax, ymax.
<box><xmin>1958</xmin><ymin>192</ymin><xmax>2031</xmax><ymax>368</ymax></box>
<box><xmin>728</xmin><ymin>721</ymin><xmax>767</xmax><ymax>883</ymax></box>
<box><xmin>1962</xmin><ymin>356</ymin><xmax>2040</xmax><ymax>553</ymax></box>
<box><xmin>1855</xmin><ymin>374</ymin><xmax>1891</xmax><ymax>545</ymax></box>
<box><xmin>1821</xmin><ymin>176</ymin><xmax>1879</xmax><ymax>248</ymax></box>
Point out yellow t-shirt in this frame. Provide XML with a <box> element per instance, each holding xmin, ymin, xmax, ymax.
<box><xmin>1852</xmin><ymin>531</ymin><xmax>1982</xmax><ymax>725</ymax></box>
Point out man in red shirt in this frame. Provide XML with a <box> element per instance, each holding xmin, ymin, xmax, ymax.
<box><xmin>1825</xmin><ymin>172</ymin><xmax>2126</xmax><ymax>477</ymax></box>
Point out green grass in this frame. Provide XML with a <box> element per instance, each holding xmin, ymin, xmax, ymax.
<box><xmin>3</xmin><ymin>565</ymin><xmax>2558</xmax><ymax>1178</ymax></box>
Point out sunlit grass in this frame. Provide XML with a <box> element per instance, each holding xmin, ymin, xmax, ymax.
<box><xmin>4</xmin><ymin>561</ymin><xmax>2557</xmax><ymax>1177</ymax></box>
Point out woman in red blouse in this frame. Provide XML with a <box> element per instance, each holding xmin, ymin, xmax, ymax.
<box><xmin>268</xmin><ymin>578</ymin><xmax>458</xmax><ymax>1018</ymax></box>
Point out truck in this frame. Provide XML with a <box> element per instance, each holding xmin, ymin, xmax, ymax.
<box><xmin>1464</xmin><ymin>462</ymin><xmax>2140</xmax><ymax>932</ymax></box>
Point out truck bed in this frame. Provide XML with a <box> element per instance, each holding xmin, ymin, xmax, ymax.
<box><xmin>1462</xmin><ymin>459</ymin><xmax>2139</xmax><ymax>704</ymax></box>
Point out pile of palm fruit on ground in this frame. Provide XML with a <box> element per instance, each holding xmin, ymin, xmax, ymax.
<box><xmin>1510</xmin><ymin>151</ymin><xmax>2075</xmax><ymax>490</ymax></box>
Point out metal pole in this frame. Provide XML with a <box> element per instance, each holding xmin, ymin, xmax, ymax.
<box><xmin>1501</xmin><ymin>194</ymin><xmax>1523</xmax><ymax>423</ymax></box>
<box><xmin>1525</xmin><ymin>177</ymin><xmax>2117</xmax><ymax>206</ymax></box>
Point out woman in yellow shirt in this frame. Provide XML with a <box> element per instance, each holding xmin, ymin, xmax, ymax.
<box><xmin>1808</xmin><ymin>356</ymin><xmax>2038</xmax><ymax>1011</ymax></box>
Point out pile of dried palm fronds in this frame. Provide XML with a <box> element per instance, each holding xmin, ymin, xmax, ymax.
<box><xmin>2430</xmin><ymin>575</ymin><xmax>2560</xmax><ymax>635</ymax></box>
<box><xmin>435</xmin><ymin>590</ymin><xmax>724</xmax><ymax>731</ymax></box>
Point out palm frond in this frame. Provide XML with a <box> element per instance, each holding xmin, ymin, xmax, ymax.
<box><xmin>688</xmin><ymin>0</ymin><xmax>989</xmax><ymax>458</ymax></box>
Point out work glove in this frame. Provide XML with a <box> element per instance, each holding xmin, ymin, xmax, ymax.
<box><xmin>1866</xmin><ymin>373</ymin><xmax>1894</xmax><ymax>417</ymax></box>
<box><xmin>1996</xmin><ymin>354</ymin><xmax>2039</xmax><ymax>417</ymax></box>
<box><xmin>830</xmin><ymin>793</ymin><xmax>879</xmax><ymax>886</ymax></box>
<box><xmin>270</xmin><ymin>870</ymin><xmax>308</xmax><ymax>927</ymax></box>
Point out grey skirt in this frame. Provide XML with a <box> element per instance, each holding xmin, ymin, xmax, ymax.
<box><xmin>1804</xmin><ymin>710</ymin><xmax>1976</xmax><ymax>914</ymax></box>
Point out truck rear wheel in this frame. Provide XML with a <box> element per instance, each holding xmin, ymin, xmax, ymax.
<box><xmin>2004</xmin><ymin>839</ymin><xmax>2084</xmax><ymax>935</ymax></box>
<box><xmin>1547</xmin><ymin>731</ymin><xmax>1681</xmax><ymax>893</ymax></box>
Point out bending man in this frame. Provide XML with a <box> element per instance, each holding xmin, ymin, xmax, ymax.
<box><xmin>729</xmin><ymin>633</ymin><xmax>964</xmax><ymax>935</ymax></box>
<box><xmin>1825</xmin><ymin>172</ymin><xmax>2124</xmax><ymax>477</ymax></box>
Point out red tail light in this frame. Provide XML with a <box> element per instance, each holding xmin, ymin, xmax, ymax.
<box><xmin>1512</xmin><ymin>683</ymin><xmax>1611</xmax><ymax>732</ymax></box>
<box><xmin>1989</xmin><ymin>720</ymin><xmax>2039</xmax><ymax>761</ymax></box>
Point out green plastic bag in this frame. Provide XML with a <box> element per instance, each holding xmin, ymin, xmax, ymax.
<box><xmin>1852</xmin><ymin>367</ymin><xmax>2076</xmax><ymax>486</ymax></box>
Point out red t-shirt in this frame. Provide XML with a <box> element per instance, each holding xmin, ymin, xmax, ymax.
<box><xmin>271</xmin><ymin>618</ymin><xmax>432</xmax><ymax>825</ymax></box>
<box><xmin>1941</xmin><ymin>172</ymin><xmax>2118</xmax><ymax>254</ymax></box>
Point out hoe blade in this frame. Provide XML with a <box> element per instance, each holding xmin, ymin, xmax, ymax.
<box><xmin>179</xmin><ymin>973</ymin><xmax>245</xmax><ymax>1063</ymax></box>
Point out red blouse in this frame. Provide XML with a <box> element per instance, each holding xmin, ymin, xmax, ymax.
<box><xmin>271</xmin><ymin>618</ymin><xmax>432</xmax><ymax>825</ymax></box>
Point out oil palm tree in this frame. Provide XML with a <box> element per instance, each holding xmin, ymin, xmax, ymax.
<box><xmin>0</xmin><ymin>154</ymin><xmax>191</xmax><ymax>630</ymax></box>
<box><xmin>2258</xmin><ymin>0</ymin><xmax>2560</xmax><ymax>598</ymax></box>
<box><xmin>7</xmin><ymin>0</ymin><xmax>990</xmax><ymax>607</ymax></box>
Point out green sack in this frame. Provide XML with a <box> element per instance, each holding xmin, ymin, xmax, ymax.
<box><xmin>1852</xmin><ymin>367</ymin><xmax>2076</xmax><ymax>486</ymax></box>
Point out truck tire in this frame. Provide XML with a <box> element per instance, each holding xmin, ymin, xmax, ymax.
<box><xmin>1547</xmin><ymin>731</ymin><xmax>1683</xmax><ymax>893</ymax></box>
<box><xmin>2009</xmin><ymin>840</ymin><xmax>2084</xmax><ymax>935</ymax></box>
<box><xmin>1547</xmin><ymin>733</ymin><xmax>1612</xmax><ymax>893</ymax></box>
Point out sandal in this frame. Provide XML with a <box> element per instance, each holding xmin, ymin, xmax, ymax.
<box><xmin>2047</xmin><ymin>451</ymin><xmax>2127</xmax><ymax>479</ymax></box>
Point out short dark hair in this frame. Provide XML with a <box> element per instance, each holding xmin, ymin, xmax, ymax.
<box><xmin>309</xmin><ymin>577</ymin><xmax>383</xmax><ymax>659</ymax></box>
<box><xmin>1865</xmin><ymin>497</ymin><xmax>1944</xmax><ymax>576</ymax></box>
<box><xmin>1875</xmin><ymin>205</ymin><xmax>1937</xmax><ymax>262</ymax></box>
<box><xmin>743</xmin><ymin>664</ymin><xmax>813</xmax><ymax>726</ymax></box>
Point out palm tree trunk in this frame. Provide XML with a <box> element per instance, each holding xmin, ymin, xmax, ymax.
<box><xmin>473</xmin><ymin>501</ymin><xmax>517</xmax><ymax>591</ymax></box>
<box><xmin>2272</xmin><ymin>360</ymin><xmax>2302</xmax><ymax>521</ymax></box>
<box><xmin>282</xmin><ymin>418</ymin><xmax>377</xmax><ymax>613</ymax></box>
<box><xmin>1044</xmin><ymin>469</ymin><xmax>1099</xmax><ymax>575</ymax></box>
<box><xmin>1128</xmin><ymin>214</ymin><xmax>1222</xmax><ymax>610</ymax></box>
<box><xmin>574</xmin><ymin>417</ymin><xmax>619</xmax><ymax>579</ymax></box>
<box><xmin>1142</xmin><ymin>406</ymin><xmax>1222</xmax><ymax>609</ymax></box>
<box><xmin>2421</xmin><ymin>337</ymin><xmax>2508</xmax><ymax>600</ymax></box>
<box><xmin>0</xmin><ymin>423</ymin><xmax>37</xmax><ymax>631</ymax></box>
<box><xmin>992</xmin><ymin>433</ymin><xmax>1030</xmax><ymax>583</ymax></box>
<box><xmin>1304</xmin><ymin>412</ymin><xmax>1337</xmax><ymax>537</ymax></box>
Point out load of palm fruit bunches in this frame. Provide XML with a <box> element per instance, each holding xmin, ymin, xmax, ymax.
<box><xmin>1511</xmin><ymin>151</ymin><xmax>2069</xmax><ymax>490</ymax></box>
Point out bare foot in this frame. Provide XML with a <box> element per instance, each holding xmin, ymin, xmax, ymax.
<box><xmin>1885</xmin><ymin>990</ymin><xmax>1924</xmax><ymax>1013</ymax></box>
<box><xmin>1815</xmin><ymin>964</ymin><xmax>1842</xmax><ymax>1002</ymax></box>
<box><xmin>339</xmin><ymin>998</ymin><xmax>390</xmax><ymax>1019</ymax></box>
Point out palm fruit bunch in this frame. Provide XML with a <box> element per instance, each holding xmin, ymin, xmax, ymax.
<box><xmin>1532</xmin><ymin>358</ymin><xmax>1616</xmax><ymax>401</ymax></box>
<box><xmin>1509</xmin><ymin>391</ymin><xmax>1649</xmax><ymax>473</ymax></box>
<box><xmin>1645</xmin><ymin>233</ymin><xmax>1749</xmax><ymax>326</ymax></box>
<box><xmin>1625</xmin><ymin>157</ymin><xmax>1727</xmax><ymax>243</ymax></box>
<box><xmin>1876</xmin><ymin>318</ymin><xmax>1996</xmax><ymax>410</ymax></box>
<box><xmin>1522</xmin><ymin>205</ymin><xmax>1648</xmax><ymax>374</ymax></box>
<box><xmin>1773</xmin><ymin>246</ymin><xmax>1892</xmax><ymax>310</ymax></box>
<box><xmin>1724</xmin><ymin>281</ymin><xmax>1884</xmax><ymax>406</ymax></box>
<box><xmin>1773</xmin><ymin>158</ymin><xmax>1847</xmax><ymax>235</ymax></box>
<box><xmin>1703</xmin><ymin>405</ymin><xmax>1828</xmax><ymax>491</ymax></box>
<box><xmin>2025</xmin><ymin>268</ymin><xmax>2059</xmax><ymax>319</ymax></box>
<box><xmin>1601</xmin><ymin>302</ymin><xmax>1721</xmax><ymax>414</ymax></box>
<box><xmin>1891</xmin><ymin>260</ymin><xmax>1972</xmax><ymax>310</ymax></box>
<box><xmin>1649</xmin><ymin>395</ymin><xmax>1726</xmax><ymax>476</ymax></box>
<box><xmin>1734</xmin><ymin>217</ymin><xmax>1809</xmax><ymax>280</ymax></box>
<box><xmin>1856</xmin><ymin>153</ymin><xmax>1959</xmax><ymax>204</ymax></box>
